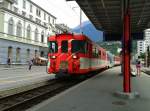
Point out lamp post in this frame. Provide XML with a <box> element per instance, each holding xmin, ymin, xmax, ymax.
<box><xmin>79</xmin><ymin>8</ymin><xmax>82</xmax><ymax>33</ymax></box>
<box><xmin>147</xmin><ymin>46</ymin><xmax>150</xmax><ymax>67</ymax></box>
<box><xmin>72</xmin><ymin>7</ymin><xmax>82</xmax><ymax>33</ymax></box>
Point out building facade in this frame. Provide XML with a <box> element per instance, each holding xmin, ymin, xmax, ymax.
<box><xmin>137</xmin><ymin>40</ymin><xmax>145</xmax><ymax>55</ymax></box>
<box><xmin>144</xmin><ymin>29</ymin><xmax>150</xmax><ymax>51</ymax></box>
<box><xmin>137</xmin><ymin>29</ymin><xmax>150</xmax><ymax>56</ymax></box>
<box><xmin>55</xmin><ymin>24</ymin><xmax>71</xmax><ymax>34</ymax></box>
<box><xmin>0</xmin><ymin>0</ymin><xmax>56</xmax><ymax>64</ymax></box>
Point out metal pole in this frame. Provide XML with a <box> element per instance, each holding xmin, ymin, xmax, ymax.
<box><xmin>145</xmin><ymin>51</ymin><xmax>147</xmax><ymax>67</ymax></box>
<box><xmin>80</xmin><ymin>8</ymin><xmax>82</xmax><ymax>33</ymax></box>
<box><xmin>72</xmin><ymin>7</ymin><xmax>82</xmax><ymax>33</ymax></box>
<box><xmin>123</xmin><ymin>0</ymin><xmax>131</xmax><ymax>93</ymax></box>
<box><xmin>147</xmin><ymin>46</ymin><xmax>150</xmax><ymax>67</ymax></box>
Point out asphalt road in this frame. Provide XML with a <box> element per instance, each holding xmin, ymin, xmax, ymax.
<box><xmin>0</xmin><ymin>66</ymin><xmax>48</xmax><ymax>78</ymax></box>
<box><xmin>0</xmin><ymin>66</ymin><xmax>55</xmax><ymax>90</ymax></box>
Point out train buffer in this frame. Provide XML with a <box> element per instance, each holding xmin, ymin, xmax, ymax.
<box><xmin>28</xmin><ymin>66</ymin><xmax>150</xmax><ymax>111</ymax></box>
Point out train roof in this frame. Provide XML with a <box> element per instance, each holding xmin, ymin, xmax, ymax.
<box><xmin>48</xmin><ymin>33</ymin><xmax>106</xmax><ymax>51</ymax></box>
<box><xmin>48</xmin><ymin>33</ymin><xmax>92</xmax><ymax>42</ymax></box>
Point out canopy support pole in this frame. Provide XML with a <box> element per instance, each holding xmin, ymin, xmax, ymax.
<box><xmin>123</xmin><ymin>2</ymin><xmax>131</xmax><ymax>93</ymax></box>
<box><xmin>114</xmin><ymin>0</ymin><xmax>139</xmax><ymax>99</ymax></box>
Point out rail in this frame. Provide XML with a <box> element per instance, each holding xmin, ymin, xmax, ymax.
<box><xmin>0</xmin><ymin>79</ymin><xmax>81</xmax><ymax>111</ymax></box>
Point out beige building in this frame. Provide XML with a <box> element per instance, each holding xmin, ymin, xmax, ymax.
<box><xmin>0</xmin><ymin>0</ymin><xmax>56</xmax><ymax>64</ymax></box>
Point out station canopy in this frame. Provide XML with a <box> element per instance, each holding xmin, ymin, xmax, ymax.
<box><xmin>67</xmin><ymin>0</ymin><xmax>150</xmax><ymax>41</ymax></box>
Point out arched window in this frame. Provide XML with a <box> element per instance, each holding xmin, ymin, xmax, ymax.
<box><xmin>27</xmin><ymin>25</ymin><xmax>31</xmax><ymax>39</ymax></box>
<box><xmin>26</xmin><ymin>49</ymin><xmax>30</xmax><ymax>62</ymax></box>
<box><xmin>16</xmin><ymin>21</ymin><xmax>22</xmax><ymax>37</ymax></box>
<box><xmin>8</xmin><ymin>46</ymin><xmax>12</xmax><ymax>58</ymax></box>
<box><xmin>35</xmin><ymin>50</ymin><xmax>37</xmax><ymax>57</ymax></box>
<box><xmin>41</xmin><ymin>31</ymin><xmax>44</xmax><ymax>43</ymax></box>
<box><xmin>8</xmin><ymin>18</ymin><xmax>14</xmax><ymax>35</ymax></box>
<box><xmin>34</xmin><ymin>28</ymin><xmax>38</xmax><ymax>42</ymax></box>
<box><xmin>40</xmin><ymin>51</ymin><xmax>44</xmax><ymax>57</ymax></box>
<box><xmin>47</xmin><ymin>33</ymin><xmax>50</xmax><ymax>37</ymax></box>
<box><xmin>16</xmin><ymin>47</ymin><xmax>21</xmax><ymax>62</ymax></box>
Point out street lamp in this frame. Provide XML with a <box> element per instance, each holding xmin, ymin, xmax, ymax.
<box><xmin>147</xmin><ymin>46</ymin><xmax>150</xmax><ymax>67</ymax></box>
<box><xmin>72</xmin><ymin>7</ymin><xmax>82</xmax><ymax>33</ymax></box>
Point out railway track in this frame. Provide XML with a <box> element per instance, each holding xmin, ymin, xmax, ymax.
<box><xmin>0</xmin><ymin>67</ymin><xmax>104</xmax><ymax>111</ymax></box>
<box><xmin>0</xmin><ymin>78</ymin><xmax>82</xmax><ymax>111</ymax></box>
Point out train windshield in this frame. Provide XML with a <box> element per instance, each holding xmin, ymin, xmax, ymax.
<box><xmin>48</xmin><ymin>41</ymin><xmax>58</xmax><ymax>53</ymax></box>
<box><xmin>61</xmin><ymin>40</ymin><xmax>68</xmax><ymax>53</ymax></box>
<box><xmin>71</xmin><ymin>40</ymin><xmax>87</xmax><ymax>53</ymax></box>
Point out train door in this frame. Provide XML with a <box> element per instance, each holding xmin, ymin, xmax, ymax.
<box><xmin>89</xmin><ymin>43</ymin><xmax>92</xmax><ymax>70</ymax></box>
<box><xmin>86</xmin><ymin>42</ymin><xmax>91</xmax><ymax>71</ymax></box>
<box><xmin>48</xmin><ymin>41</ymin><xmax>58</xmax><ymax>72</ymax></box>
<box><xmin>59</xmin><ymin>40</ymin><xmax>69</xmax><ymax>70</ymax></box>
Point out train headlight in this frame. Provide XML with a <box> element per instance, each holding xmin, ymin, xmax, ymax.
<box><xmin>72</xmin><ymin>55</ymin><xmax>77</xmax><ymax>59</ymax></box>
<box><xmin>51</xmin><ymin>55</ymin><xmax>56</xmax><ymax>59</ymax></box>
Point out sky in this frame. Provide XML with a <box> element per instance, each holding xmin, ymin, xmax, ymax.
<box><xmin>33</xmin><ymin>0</ymin><xmax>89</xmax><ymax>28</ymax></box>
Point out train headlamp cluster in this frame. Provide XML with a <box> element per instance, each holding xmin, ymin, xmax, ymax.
<box><xmin>51</xmin><ymin>55</ymin><xmax>56</xmax><ymax>59</ymax></box>
<box><xmin>72</xmin><ymin>55</ymin><xmax>77</xmax><ymax>59</ymax></box>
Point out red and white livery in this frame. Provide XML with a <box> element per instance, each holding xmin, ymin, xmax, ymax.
<box><xmin>47</xmin><ymin>33</ymin><xmax>120</xmax><ymax>76</ymax></box>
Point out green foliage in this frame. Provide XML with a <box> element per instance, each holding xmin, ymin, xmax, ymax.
<box><xmin>131</xmin><ymin>40</ymin><xmax>137</xmax><ymax>54</ymax></box>
<box><xmin>96</xmin><ymin>41</ymin><xmax>121</xmax><ymax>55</ymax></box>
<box><xmin>96</xmin><ymin>40</ymin><xmax>137</xmax><ymax>56</ymax></box>
<box><xmin>139</xmin><ymin>52</ymin><xmax>145</xmax><ymax>59</ymax></box>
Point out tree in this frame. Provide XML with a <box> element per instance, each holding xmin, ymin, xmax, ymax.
<box><xmin>97</xmin><ymin>41</ymin><xmax>121</xmax><ymax>55</ymax></box>
<box><xmin>139</xmin><ymin>52</ymin><xmax>145</xmax><ymax>59</ymax></box>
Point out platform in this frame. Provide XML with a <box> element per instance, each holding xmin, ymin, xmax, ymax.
<box><xmin>142</xmin><ymin>67</ymin><xmax>150</xmax><ymax>75</ymax></box>
<box><xmin>0</xmin><ymin>66</ymin><xmax>55</xmax><ymax>97</ymax></box>
<box><xmin>28</xmin><ymin>66</ymin><xmax>150</xmax><ymax>111</ymax></box>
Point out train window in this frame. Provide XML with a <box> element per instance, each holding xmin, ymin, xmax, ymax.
<box><xmin>103</xmin><ymin>52</ymin><xmax>105</xmax><ymax>56</ymax></box>
<box><xmin>61</xmin><ymin>41</ymin><xmax>68</xmax><ymax>53</ymax></box>
<box><xmin>95</xmin><ymin>48</ymin><xmax>99</xmax><ymax>57</ymax></box>
<box><xmin>92</xmin><ymin>46</ymin><xmax>99</xmax><ymax>57</ymax></box>
<box><xmin>48</xmin><ymin>41</ymin><xmax>58</xmax><ymax>53</ymax></box>
<box><xmin>92</xmin><ymin>47</ymin><xmax>95</xmax><ymax>56</ymax></box>
<box><xmin>71</xmin><ymin>40</ymin><xmax>87</xmax><ymax>53</ymax></box>
<box><xmin>99</xmin><ymin>51</ymin><xmax>101</xmax><ymax>56</ymax></box>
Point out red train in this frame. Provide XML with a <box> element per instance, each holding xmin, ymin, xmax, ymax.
<box><xmin>47</xmin><ymin>33</ymin><xmax>120</xmax><ymax>77</ymax></box>
<box><xmin>114</xmin><ymin>56</ymin><xmax>121</xmax><ymax>66</ymax></box>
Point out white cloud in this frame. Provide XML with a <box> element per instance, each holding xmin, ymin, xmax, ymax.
<box><xmin>32</xmin><ymin>0</ymin><xmax>89</xmax><ymax>28</ymax></box>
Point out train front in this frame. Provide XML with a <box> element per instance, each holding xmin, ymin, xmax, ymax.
<box><xmin>47</xmin><ymin>34</ymin><xmax>88</xmax><ymax>77</ymax></box>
